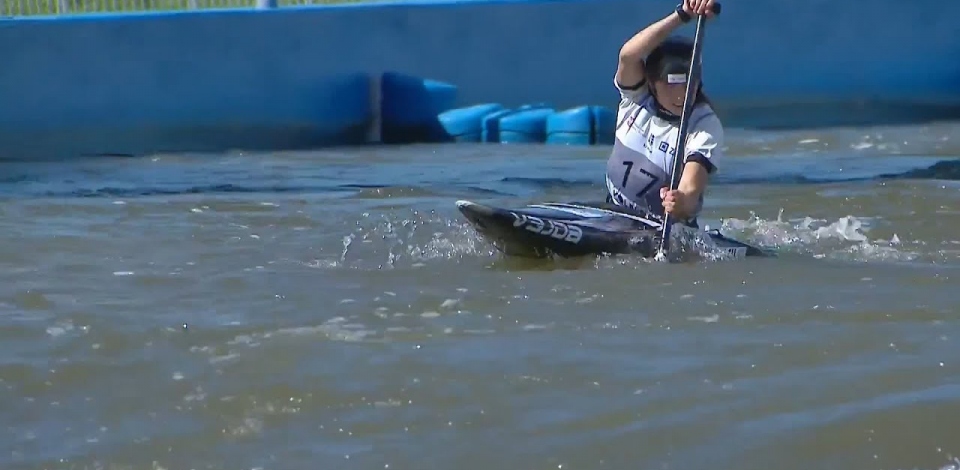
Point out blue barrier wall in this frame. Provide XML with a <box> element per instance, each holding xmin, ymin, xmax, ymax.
<box><xmin>2</xmin><ymin>0</ymin><xmax>959</xmax><ymax>159</ymax></box>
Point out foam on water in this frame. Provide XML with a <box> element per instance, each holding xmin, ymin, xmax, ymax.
<box><xmin>298</xmin><ymin>206</ymin><xmax>946</xmax><ymax>270</ymax></box>
<box><xmin>937</xmin><ymin>456</ymin><xmax>960</xmax><ymax>469</ymax></box>
<box><xmin>302</xmin><ymin>209</ymin><xmax>495</xmax><ymax>270</ymax></box>
<box><xmin>720</xmin><ymin>210</ymin><xmax>925</xmax><ymax>264</ymax></box>
<box><xmin>2</xmin><ymin>126</ymin><xmax>959</xmax><ymax>470</ymax></box>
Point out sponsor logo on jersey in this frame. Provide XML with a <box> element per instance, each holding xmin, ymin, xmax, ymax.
<box><xmin>645</xmin><ymin>134</ymin><xmax>677</xmax><ymax>157</ymax></box>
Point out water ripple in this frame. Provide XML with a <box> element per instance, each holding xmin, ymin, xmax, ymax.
<box><xmin>0</xmin><ymin>123</ymin><xmax>959</xmax><ymax>470</ymax></box>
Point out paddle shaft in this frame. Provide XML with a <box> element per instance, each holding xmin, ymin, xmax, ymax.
<box><xmin>655</xmin><ymin>6</ymin><xmax>716</xmax><ymax>259</ymax></box>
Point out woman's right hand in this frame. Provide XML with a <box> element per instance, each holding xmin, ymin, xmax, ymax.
<box><xmin>683</xmin><ymin>0</ymin><xmax>718</xmax><ymax>18</ymax></box>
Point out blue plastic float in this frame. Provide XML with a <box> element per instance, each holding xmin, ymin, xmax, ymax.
<box><xmin>591</xmin><ymin>105</ymin><xmax>616</xmax><ymax>145</ymax></box>
<box><xmin>497</xmin><ymin>106</ymin><xmax>555</xmax><ymax>144</ymax></box>
<box><xmin>375</xmin><ymin>72</ymin><xmax>617</xmax><ymax>146</ymax></box>
<box><xmin>480</xmin><ymin>103</ymin><xmax>550</xmax><ymax>143</ymax></box>
<box><xmin>437</xmin><ymin>103</ymin><xmax>505</xmax><ymax>142</ymax></box>
<box><xmin>379</xmin><ymin>72</ymin><xmax>458</xmax><ymax>144</ymax></box>
<box><xmin>480</xmin><ymin>107</ymin><xmax>515</xmax><ymax>143</ymax></box>
<box><xmin>546</xmin><ymin>105</ymin><xmax>594</xmax><ymax>145</ymax></box>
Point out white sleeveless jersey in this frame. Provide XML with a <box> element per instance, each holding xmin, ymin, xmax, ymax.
<box><xmin>605</xmin><ymin>78</ymin><xmax>724</xmax><ymax>223</ymax></box>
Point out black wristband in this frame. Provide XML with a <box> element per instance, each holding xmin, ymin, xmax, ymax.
<box><xmin>675</xmin><ymin>4</ymin><xmax>691</xmax><ymax>23</ymax></box>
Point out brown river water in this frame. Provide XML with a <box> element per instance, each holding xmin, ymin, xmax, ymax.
<box><xmin>1</xmin><ymin>121</ymin><xmax>959</xmax><ymax>470</ymax></box>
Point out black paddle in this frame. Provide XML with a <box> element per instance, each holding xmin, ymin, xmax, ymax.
<box><xmin>654</xmin><ymin>2</ymin><xmax>721</xmax><ymax>262</ymax></box>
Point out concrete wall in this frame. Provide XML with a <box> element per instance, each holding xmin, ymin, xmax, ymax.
<box><xmin>2</xmin><ymin>0</ymin><xmax>959</xmax><ymax>159</ymax></box>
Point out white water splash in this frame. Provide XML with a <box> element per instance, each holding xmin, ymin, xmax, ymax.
<box><xmin>720</xmin><ymin>210</ymin><xmax>920</xmax><ymax>263</ymax></box>
<box><xmin>310</xmin><ymin>210</ymin><xmax>494</xmax><ymax>270</ymax></box>
<box><xmin>340</xmin><ymin>233</ymin><xmax>354</xmax><ymax>262</ymax></box>
<box><xmin>298</xmin><ymin>205</ymin><xmax>939</xmax><ymax>270</ymax></box>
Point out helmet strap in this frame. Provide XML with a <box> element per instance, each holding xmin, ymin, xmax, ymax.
<box><xmin>647</xmin><ymin>82</ymin><xmax>694</xmax><ymax>124</ymax></box>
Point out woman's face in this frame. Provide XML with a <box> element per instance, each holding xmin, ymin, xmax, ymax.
<box><xmin>651</xmin><ymin>79</ymin><xmax>688</xmax><ymax>116</ymax></box>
